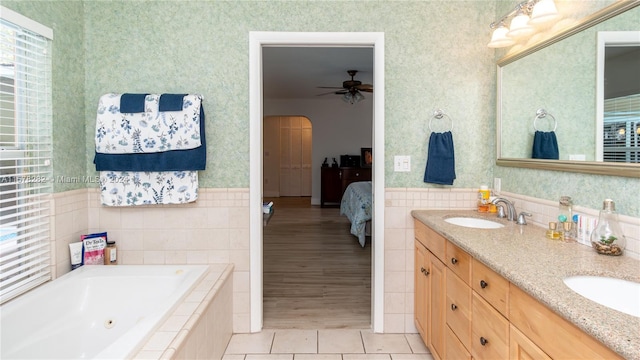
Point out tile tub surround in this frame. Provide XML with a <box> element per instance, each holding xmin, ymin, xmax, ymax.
<box><xmin>136</xmin><ymin>263</ymin><xmax>234</xmax><ymax>360</ymax></box>
<box><xmin>411</xmin><ymin>210</ymin><xmax>640</xmax><ymax>360</ymax></box>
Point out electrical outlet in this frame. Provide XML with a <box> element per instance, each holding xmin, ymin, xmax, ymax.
<box><xmin>394</xmin><ymin>156</ymin><xmax>411</xmax><ymax>172</ymax></box>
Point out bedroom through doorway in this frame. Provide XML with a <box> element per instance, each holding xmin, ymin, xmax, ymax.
<box><xmin>261</xmin><ymin>45</ymin><xmax>374</xmax><ymax>329</ymax></box>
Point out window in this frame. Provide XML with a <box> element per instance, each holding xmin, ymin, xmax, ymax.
<box><xmin>0</xmin><ymin>6</ymin><xmax>53</xmax><ymax>304</ymax></box>
<box><xmin>603</xmin><ymin>94</ymin><xmax>640</xmax><ymax>163</ymax></box>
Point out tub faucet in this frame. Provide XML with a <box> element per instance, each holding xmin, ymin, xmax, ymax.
<box><xmin>492</xmin><ymin>197</ymin><xmax>516</xmax><ymax>221</ymax></box>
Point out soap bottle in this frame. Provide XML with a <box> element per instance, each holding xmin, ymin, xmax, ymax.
<box><xmin>477</xmin><ymin>185</ymin><xmax>490</xmax><ymax>212</ymax></box>
<box><xmin>590</xmin><ymin>199</ymin><xmax>626</xmax><ymax>256</ymax></box>
<box><xmin>545</xmin><ymin>222</ymin><xmax>560</xmax><ymax>240</ymax></box>
<box><xmin>104</xmin><ymin>240</ymin><xmax>117</xmax><ymax>265</ymax></box>
<box><xmin>557</xmin><ymin>196</ymin><xmax>573</xmax><ymax>224</ymax></box>
<box><xmin>561</xmin><ymin>221</ymin><xmax>576</xmax><ymax>242</ymax></box>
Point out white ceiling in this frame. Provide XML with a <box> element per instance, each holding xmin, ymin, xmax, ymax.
<box><xmin>262</xmin><ymin>46</ymin><xmax>374</xmax><ymax>100</ymax></box>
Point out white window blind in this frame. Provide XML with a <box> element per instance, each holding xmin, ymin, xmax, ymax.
<box><xmin>603</xmin><ymin>94</ymin><xmax>640</xmax><ymax>163</ymax></box>
<box><xmin>0</xmin><ymin>7</ymin><xmax>53</xmax><ymax>304</ymax></box>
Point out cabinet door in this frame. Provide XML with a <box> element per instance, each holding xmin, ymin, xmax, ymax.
<box><xmin>510</xmin><ymin>324</ymin><xmax>552</xmax><ymax>360</ymax></box>
<box><xmin>320</xmin><ymin>167</ymin><xmax>341</xmax><ymax>207</ymax></box>
<box><xmin>446</xmin><ymin>326</ymin><xmax>471</xmax><ymax>360</ymax></box>
<box><xmin>429</xmin><ymin>255</ymin><xmax>446</xmax><ymax>360</ymax></box>
<box><xmin>414</xmin><ymin>240</ymin><xmax>429</xmax><ymax>341</ymax></box>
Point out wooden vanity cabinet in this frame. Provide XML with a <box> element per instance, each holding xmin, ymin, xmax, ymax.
<box><xmin>414</xmin><ymin>220</ymin><xmax>446</xmax><ymax>360</ymax></box>
<box><xmin>510</xmin><ymin>285</ymin><xmax>623</xmax><ymax>360</ymax></box>
<box><xmin>414</xmin><ymin>219</ymin><xmax>624</xmax><ymax>360</ymax></box>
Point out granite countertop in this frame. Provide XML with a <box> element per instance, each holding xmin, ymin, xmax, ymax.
<box><xmin>411</xmin><ymin>209</ymin><xmax>640</xmax><ymax>360</ymax></box>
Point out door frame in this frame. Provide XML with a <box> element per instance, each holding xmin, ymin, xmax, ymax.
<box><xmin>249</xmin><ymin>31</ymin><xmax>385</xmax><ymax>332</ymax></box>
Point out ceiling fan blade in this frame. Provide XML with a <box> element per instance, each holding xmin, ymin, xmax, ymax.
<box><xmin>316</xmin><ymin>90</ymin><xmax>338</xmax><ymax>96</ymax></box>
<box><xmin>355</xmin><ymin>84</ymin><xmax>373</xmax><ymax>91</ymax></box>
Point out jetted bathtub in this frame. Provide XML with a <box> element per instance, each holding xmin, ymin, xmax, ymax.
<box><xmin>0</xmin><ymin>265</ymin><xmax>209</xmax><ymax>359</ymax></box>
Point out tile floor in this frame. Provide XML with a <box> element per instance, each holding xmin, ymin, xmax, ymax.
<box><xmin>223</xmin><ymin>329</ymin><xmax>435</xmax><ymax>360</ymax></box>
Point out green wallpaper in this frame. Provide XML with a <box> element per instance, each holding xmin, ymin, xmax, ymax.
<box><xmin>3</xmin><ymin>0</ymin><xmax>86</xmax><ymax>192</ymax></box>
<box><xmin>3</xmin><ymin>0</ymin><xmax>638</xmax><ymax>217</ymax></box>
<box><xmin>80</xmin><ymin>0</ymin><xmax>497</xmax><ymax>189</ymax></box>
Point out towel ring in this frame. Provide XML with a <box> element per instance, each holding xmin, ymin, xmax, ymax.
<box><xmin>429</xmin><ymin>109</ymin><xmax>453</xmax><ymax>133</ymax></box>
<box><xmin>533</xmin><ymin>108</ymin><xmax>557</xmax><ymax>132</ymax></box>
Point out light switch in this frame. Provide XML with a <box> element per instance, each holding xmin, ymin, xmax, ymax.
<box><xmin>394</xmin><ymin>155</ymin><xmax>411</xmax><ymax>172</ymax></box>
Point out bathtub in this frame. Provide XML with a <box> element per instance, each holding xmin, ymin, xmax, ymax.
<box><xmin>0</xmin><ymin>265</ymin><xmax>210</xmax><ymax>359</ymax></box>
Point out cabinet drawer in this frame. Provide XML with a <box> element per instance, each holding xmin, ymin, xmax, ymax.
<box><xmin>509</xmin><ymin>285</ymin><xmax>623</xmax><ymax>359</ymax></box>
<box><xmin>446</xmin><ymin>270</ymin><xmax>471</xmax><ymax>350</ymax></box>
<box><xmin>472</xmin><ymin>259</ymin><xmax>509</xmax><ymax>317</ymax></box>
<box><xmin>341</xmin><ymin>167</ymin><xmax>371</xmax><ymax>181</ymax></box>
<box><xmin>446</xmin><ymin>326</ymin><xmax>471</xmax><ymax>360</ymax></box>
<box><xmin>414</xmin><ymin>220</ymin><xmax>445</xmax><ymax>262</ymax></box>
<box><xmin>446</xmin><ymin>241</ymin><xmax>471</xmax><ymax>285</ymax></box>
<box><xmin>471</xmin><ymin>292</ymin><xmax>509</xmax><ymax>360</ymax></box>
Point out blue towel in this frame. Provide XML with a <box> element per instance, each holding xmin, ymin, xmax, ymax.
<box><xmin>423</xmin><ymin>131</ymin><xmax>456</xmax><ymax>185</ymax></box>
<box><xmin>532</xmin><ymin>131</ymin><xmax>559</xmax><ymax>160</ymax></box>
<box><xmin>120</xmin><ymin>93</ymin><xmax>148</xmax><ymax>113</ymax></box>
<box><xmin>94</xmin><ymin>105</ymin><xmax>206</xmax><ymax>171</ymax></box>
<box><xmin>159</xmin><ymin>93</ymin><xmax>187</xmax><ymax>111</ymax></box>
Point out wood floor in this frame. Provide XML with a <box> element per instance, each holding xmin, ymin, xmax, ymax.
<box><xmin>263</xmin><ymin>197</ymin><xmax>372</xmax><ymax>329</ymax></box>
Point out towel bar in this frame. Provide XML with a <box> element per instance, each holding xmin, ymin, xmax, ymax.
<box><xmin>429</xmin><ymin>109</ymin><xmax>453</xmax><ymax>133</ymax></box>
<box><xmin>533</xmin><ymin>108</ymin><xmax>557</xmax><ymax>132</ymax></box>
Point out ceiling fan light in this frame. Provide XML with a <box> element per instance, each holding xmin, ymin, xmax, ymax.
<box><xmin>529</xmin><ymin>0</ymin><xmax>560</xmax><ymax>25</ymax></box>
<box><xmin>507</xmin><ymin>12</ymin><xmax>534</xmax><ymax>38</ymax></box>
<box><xmin>488</xmin><ymin>25</ymin><xmax>515</xmax><ymax>48</ymax></box>
<box><xmin>354</xmin><ymin>91</ymin><xmax>365</xmax><ymax>102</ymax></box>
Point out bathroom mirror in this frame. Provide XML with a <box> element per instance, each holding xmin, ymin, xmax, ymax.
<box><xmin>496</xmin><ymin>1</ymin><xmax>640</xmax><ymax>178</ymax></box>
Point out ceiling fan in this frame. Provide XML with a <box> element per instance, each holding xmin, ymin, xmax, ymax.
<box><xmin>317</xmin><ymin>70</ymin><xmax>373</xmax><ymax>103</ymax></box>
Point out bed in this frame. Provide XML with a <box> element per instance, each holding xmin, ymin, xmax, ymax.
<box><xmin>340</xmin><ymin>181</ymin><xmax>372</xmax><ymax>247</ymax></box>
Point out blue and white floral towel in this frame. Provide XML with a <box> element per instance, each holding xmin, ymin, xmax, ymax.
<box><xmin>99</xmin><ymin>171</ymin><xmax>198</xmax><ymax>206</ymax></box>
<box><xmin>95</xmin><ymin>93</ymin><xmax>202</xmax><ymax>154</ymax></box>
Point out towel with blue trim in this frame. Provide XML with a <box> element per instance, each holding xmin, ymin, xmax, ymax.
<box><xmin>95</xmin><ymin>93</ymin><xmax>202</xmax><ymax>154</ymax></box>
<box><xmin>95</xmin><ymin>93</ymin><xmax>205</xmax><ymax>206</ymax></box>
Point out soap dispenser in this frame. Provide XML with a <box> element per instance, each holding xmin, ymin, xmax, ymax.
<box><xmin>590</xmin><ymin>199</ymin><xmax>626</xmax><ymax>256</ymax></box>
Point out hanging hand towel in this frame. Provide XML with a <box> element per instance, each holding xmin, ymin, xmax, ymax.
<box><xmin>94</xmin><ymin>103</ymin><xmax>206</xmax><ymax>171</ymax></box>
<box><xmin>532</xmin><ymin>131</ymin><xmax>559</xmax><ymax>160</ymax></box>
<box><xmin>95</xmin><ymin>93</ymin><xmax>203</xmax><ymax>154</ymax></box>
<box><xmin>99</xmin><ymin>171</ymin><xmax>198</xmax><ymax>206</ymax></box>
<box><xmin>423</xmin><ymin>131</ymin><xmax>456</xmax><ymax>185</ymax></box>
<box><xmin>120</xmin><ymin>93</ymin><xmax>148</xmax><ymax>113</ymax></box>
<box><xmin>159</xmin><ymin>93</ymin><xmax>188</xmax><ymax>111</ymax></box>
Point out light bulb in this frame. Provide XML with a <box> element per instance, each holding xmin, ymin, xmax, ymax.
<box><xmin>488</xmin><ymin>25</ymin><xmax>515</xmax><ymax>48</ymax></box>
<box><xmin>507</xmin><ymin>12</ymin><xmax>534</xmax><ymax>38</ymax></box>
<box><xmin>529</xmin><ymin>0</ymin><xmax>560</xmax><ymax>25</ymax></box>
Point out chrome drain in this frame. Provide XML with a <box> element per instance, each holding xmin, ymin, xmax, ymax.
<box><xmin>104</xmin><ymin>318</ymin><xmax>116</xmax><ymax>329</ymax></box>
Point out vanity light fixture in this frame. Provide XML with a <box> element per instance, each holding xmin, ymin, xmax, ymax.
<box><xmin>488</xmin><ymin>0</ymin><xmax>560</xmax><ymax>48</ymax></box>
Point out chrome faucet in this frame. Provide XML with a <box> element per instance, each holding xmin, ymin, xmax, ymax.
<box><xmin>492</xmin><ymin>197</ymin><xmax>517</xmax><ymax>221</ymax></box>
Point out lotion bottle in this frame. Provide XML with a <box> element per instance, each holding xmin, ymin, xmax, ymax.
<box><xmin>104</xmin><ymin>240</ymin><xmax>117</xmax><ymax>265</ymax></box>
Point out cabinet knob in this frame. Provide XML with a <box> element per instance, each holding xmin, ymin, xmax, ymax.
<box><xmin>355</xmin><ymin>172</ymin><xmax>360</xmax><ymax>176</ymax></box>
<box><xmin>451</xmin><ymin>303</ymin><xmax>457</xmax><ymax>311</ymax></box>
<box><xmin>480</xmin><ymin>337</ymin><xmax>488</xmax><ymax>346</ymax></box>
<box><xmin>451</xmin><ymin>257</ymin><xmax>458</xmax><ymax>265</ymax></box>
<box><xmin>480</xmin><ymin>280</ymin><xmax>488</xmax><ymax>289</ymax></box>
<box><xmin>420</xmin><ymin>267</ymin><xmax>430</xmax><ymax>276</ymax></box>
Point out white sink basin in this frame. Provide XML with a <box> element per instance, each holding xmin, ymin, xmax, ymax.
<box><xmin>563</xmin><ymin>276</ymin><xmax>640</xmax><ymax>317</ymax></box>
<box><xmin>444</xmin><ymin>217</ymin><xmax>504</xmax><ymax>229</ymax></box>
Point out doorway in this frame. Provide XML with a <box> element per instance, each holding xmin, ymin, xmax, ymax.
<box><xmin>249</xmin><ymin>31</ymin><xmax>385</xmax><ymax>333</ymax></box>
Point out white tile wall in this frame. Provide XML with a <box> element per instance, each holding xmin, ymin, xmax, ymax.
<box><xmin>51</xmin><ymin>187</ymin><xmax>639</xmax><ymax>336</ymax></box>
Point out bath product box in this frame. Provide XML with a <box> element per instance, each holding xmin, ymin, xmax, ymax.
<box><xmin>81</xmin><ymin>232</ymin><xmax>107</xmax><ymax>265</ymax></box>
